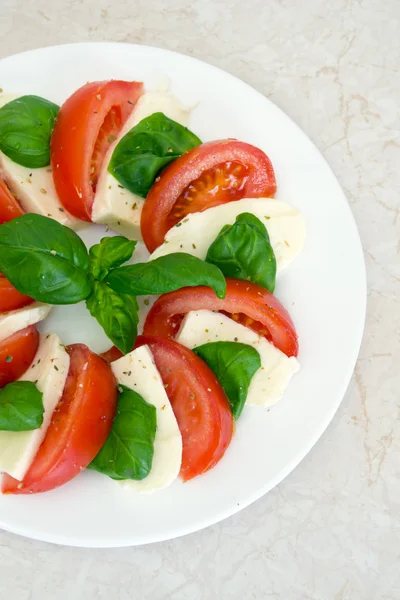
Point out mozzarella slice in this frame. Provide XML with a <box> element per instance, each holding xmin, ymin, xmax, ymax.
<box><xmin>92</xmin><ymin>91</ymin><xmax>191</xmax><ymax>239</ymax></box>
<box><xmin>0</xmin><ymin>94</ymin><xmax>79</xmax><ymax>229</ymax></box>
<box><xmin>0</xmin><ymin>154</ymin><xmax>80</xmax><ymax>229</ymax></box>
<box><xmin>0</xmin><ymin>302</ymin><xmax>52</xmax><ymax>343</ymax></box>
<box><xmin>111</xmin><ymin>345</ymin><xmax>182</xmax><ymax>492</ymax></box>
<box><xmin>150</xmin><ymin>198</ymin><xmax>306</xmax><ymax>272</ymax></box>
<box><xmin>0</xmin><ymin>333</ymin><xmax>70</xmax><ymax>480</ymax></box>
<box><xmin>176</xmin><ymin>310</ymin><xmax>299</xmax><ymax>407</ymax></box>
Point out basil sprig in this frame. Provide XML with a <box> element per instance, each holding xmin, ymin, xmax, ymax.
<box><xmin>0</xmin><ymin>216</ymin><xmax>227</xmax><ymax>354</ymax></box>
<box><xmin>206</xmin><ymin>213</ymin><xmax>277</xmax><ymax>293</ymax></box>
<box><xmin>106</xmin><ymin>253</ymin><xmax>227</xmax><ymax>299</ymax></box>
<box><xmin>108</xmin><ymin>112</ymin><xmax>201</xmax><ymax>197</ymax></box>
<box><xmin>0</xmin><ymin>381</ymin><xmax>44</xmax><ymax>431</ymax></box>
<box><xmin>89</xmin><ymin>249</ymin><xmax>226</xmax><ymax>352</ymax></box>
<box><xmin>85</xmin><ymin>236</ymin><xmax>139</xmax><ymax>354</ymax></box>
<box><xmin>0</xmin><ymin>95</ymin><xmax>59</xmax><ymax>168</ymax></box>
<box><xmin>0</xmin><ymin>214</ymin><xmax>92</xmax><ymax>304</ymax></box>
<box><xmin>89</xmin><ymin>385</ymin><xmax>156</xmax><ymax>480</ymax></box>
<box><xmin>89</xmin><ymin>236</ymin><xmax>136</xmax><ymax>281</ymax></box>
<box><xmin>194</xmin><ymin>342</ymin><xmax>261</xmax><ymax>419</ymax></box>
<box><xmin>86</xmin><ymin>281</ymin><xmax>139</xmax><ymax>356</ymax></box>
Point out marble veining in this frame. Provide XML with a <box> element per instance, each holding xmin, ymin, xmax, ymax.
<box><xmin>0</xmin><ymin>0</ymin><xmax>399</xmax><ymax>598</ymax></box>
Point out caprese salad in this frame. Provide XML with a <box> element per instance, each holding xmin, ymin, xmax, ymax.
<box><xmin>0</xmin><ymin>78</ymin><xmax>305</xmax><ymax>495</ymax></box>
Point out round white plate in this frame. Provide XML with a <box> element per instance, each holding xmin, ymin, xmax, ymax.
<box><xmin>0</xmin><ymin>43</ymin><xmax>366</xmax><ymax>547</ymax></box>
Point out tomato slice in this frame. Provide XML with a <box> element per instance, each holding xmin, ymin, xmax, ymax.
<box><xmin>3</xmin><ymin>343</ymin><xmax>117</xmax><ymax>494</ymax></box>
<box><xmin>135</xmin><ymin>335</ymin><xmax>233</xmax><ymax>481</ymax></box>
<box><xmin>143</xmin><ymin>279</ymin><xmax>298</xmax><ymax>357</ymax></box>
<box><xmin>0</xmin><ymin>276</ymin><xmax>33</xmax><ymax>312</ymax></box>
<box><xmin>0</xmin><ymin>178</ymin><xmax>24</xmax><ymax>224</ymax></box>
<box><xmin>0</xmin><ymin>326</ymin><xmax>39</xmax><ymax>388</ymax></box>
<box><xmin>141</xmin><ymin>140</ymin><xmax>277</xmax><ymax>252</ymax></box>
<box><xmin>51</xmin><ymin>80</ymin><xmax>143</xmax><ymax>221</ymax></box>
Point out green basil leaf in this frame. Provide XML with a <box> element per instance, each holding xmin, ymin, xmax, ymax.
<box><xmin>206</xmin><ymin>212</ymin><xmax>277</xmax><ymax>293</ymax></box>
<box><xmin>235</xmin><ymin>212</ymin><xmax>271</xmax><ymax>239</ymax></box>
<box><xmin>0</xmin><ymin>381</ymin><xmax>44</xmax><ymax>431</ymax></box>
<box><xmin>86</xmin><ymin>281</ymin><xmax>139</xmax><ymax>354</ymax></box>
<box><xmin>89</xmin><ymin>385</ymin><xmax>156</xmax><ymax>480</ymax></box>
<box><xmin>108</xmin><ymin>112</ymin><xmax>201</xmax><ymax>197</ymax></box>
<box><xmin>0</xmin><ymin>95</ymin><xmax>59</xmax><ymax>168</ymax></box>
<box><xmin>194</xmin><ymin>342</ymin><xmax>261</xmax><ymax>420</ymax></box>
<box><xmin>0</xmin><ymin>214</ymin><xmax>92</xmax><ymax>304</ymax></box>
<box><xmin>106</xmin><ymin>252</ymin><xmax>226</xmax><ymax>299</ymax></box>
<box><xmin>89</xmin><ymin>236</ymin><xmax>136</xmax><ymax>281</ymax></box>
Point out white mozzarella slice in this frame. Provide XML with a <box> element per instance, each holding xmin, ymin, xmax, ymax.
<box><xmin>0</xmin><ymin>302</ymin><xmax>52</xmax><ymax>343</ymax></box>
<box><xmin>111</xmin><ymin>345</ymin><xmax>182</xmax><ymax>492</ymax></box>
<box><xmin>127</xmin><ymin>91</ymin><xmax>190</xmax><ymax>126</ymax></box>
<box><xmin>176</xmin><ymin>310</ymin><xmax>299</xmax><ymax>407</ymax></box>
<box><xmin>0</xmin><ymin>333</ymin><xmax>70</xmax><ymax>480</ymax></box>
<box><xmin>92</xmin><ymin>91</ymin><xmax>191</xmax><ymax>239</ymax></box>
<box><xmin>0</xmin><ymin>154</ymin><xmax>80</xmax><ymax>229</ymax></box>
<box><xmin>150</xmin><ymin>198</ymin><xmax>306</xmax><ymax>272</ymax></box>
<box><xmin>0</xmin><ymin>93</ymin><xmax>79</xmax><ymax>229</ymax></box>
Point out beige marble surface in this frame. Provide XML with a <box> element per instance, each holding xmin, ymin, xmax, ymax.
<box><xmin>0</xmin><ymin>0</ymin><xmax>399</xmax><ymax>598</ymax></box>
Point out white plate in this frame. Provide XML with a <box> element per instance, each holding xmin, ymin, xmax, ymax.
<box><xmin>0</xmin><ymin>43</ymin><xmax>366</xmax><ymax>547</ymax></box>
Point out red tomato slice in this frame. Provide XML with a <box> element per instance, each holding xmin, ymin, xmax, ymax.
<box><xmin>3</xmin><ymin>343</ymin><xmax>117</xmax><ymax>494</ymax></box>
<box><xmin>0</xmin><ymin>326</ymin><xmax>39</xmax><ymax>388</ymax></box>
<box><xmin>51</xmin><ymin>80</ymin><xmax>143</xmax><ymax>221</ymax></box>
<box><xmin>141</xmin><ymin>140</ymin><xmax>277</xmax><ymax>252</ymax></box>
<box><xmin>0</xmin><ymin>276</ymin><xmax>33</xmax><ymax>312</ymax></box>
<box><xmin>135</xmin><ymin>335</ymin><xmax>233</xmax><ymax>481</ymax></box>
<box><xmin>0</xmin><ymin>178</ymin><xmax>24</xmax><ymax>224</ymax></box>
<box><xmin>143</xmin><ymin>279</ymin><xmax>298</xmax><ymax>357</ymax></box>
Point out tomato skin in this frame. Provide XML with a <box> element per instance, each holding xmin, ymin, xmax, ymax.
<box><xmin>51</xmin><ymin>80</ymin><xmax>143</xmax><ymax>221</ymax></box>
<box><xmin>100</xmin><ymin>345</ymin><xmax>123</xmax><ymax>363</ymax></box>
<box><xmin>0</xmin><ymin>326</ymin><xmax>39</xmax><ymax>388</ymax></box>
<box><xmin>141</xmin><ymin>139</ymin><xmax>277</xmax><ymax>252</ymax></box>
<box><xmin>0</xmin><ymin>276</ymin><xmax>33</xmax><ymax>312</ymax></box>
<box><xmin>144</xmin><ymin>279</ymin><xmax>298</xmax><ymax>358</ymax></box>
<box><xmin>3</xmin><ymin>343</ymin><xmax>118</xmax><ymax>494</ymax></box>
<box><xmin>135</xmin><ymin>335</ymin><xmax>233</xmax><ymax>481</ymax></box>
<box><xmin>0</xmin><ymin>179</ymin><xmax>23</xmax><ymax>224</ymax></box>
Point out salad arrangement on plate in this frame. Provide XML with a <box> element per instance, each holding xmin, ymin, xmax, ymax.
<box><xmin>0</xmin><ymin>78</ymin><xmax>305</xmax><ymax>495</ymax></box>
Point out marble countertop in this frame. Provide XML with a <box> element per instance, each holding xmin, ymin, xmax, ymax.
<box><xmin>0</xmin><ymin>0</ymin><xmax>399</xmax><ymax>598</ymax></box>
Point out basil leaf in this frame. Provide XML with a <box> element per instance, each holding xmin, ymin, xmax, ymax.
<box><xmin>89</xmin><ymin>385</ymin><xmax>156</xmax><ymax>480</ymax></box>
<box><xmin>89</xmin><ymin>236</ymin><xmax>136</xmax><ymax>281</ymax></box>
<box><xmin>0</xmin><ymin>214</ymin><xmax>92</xmax><ymax>304</ymax></box>
<box><xmin>86</xmin><ymin>281</ymin><xmax>139</xmax><ymax>354</ymax></box>
<box><xmin>206</xmin><ymin>212</ymin><xmax>277</xmax><ymax>293</ymax></box>
<box><xmin>236</xmin><ymin>212</ymin><xmax>271</xmax><ymax>238</ymax></box>
<box><xmin>194</xmin><ymin>342</ymin><xmax>261</xmax><ymax>419</ymax></box>
<box><xmin>0</xmin><ymin>95</ymin><xmax>59</xmax><ymax>168</ymax></box>
<box><xmin>108</xmin><ymin>112</ymin><xmax>201</xmax><ymax>197</ymax></box>
<box><xmin>0</xmin><ymin>381</ymin><xmax>44</xmax><ymax>431</ymax></box>
<box><xmin>106</xmin><ymin>252</ymin><xmax>226</xmax><ymax>299</ymax></box>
